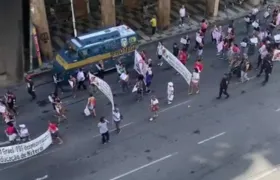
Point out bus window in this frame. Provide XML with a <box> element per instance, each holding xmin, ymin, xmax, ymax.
<box><xmin>90</xmin><ymin>46</ymin><xmax>101</xmax><ymax>56</ymax></box>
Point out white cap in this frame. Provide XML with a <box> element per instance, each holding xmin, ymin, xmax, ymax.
<box><xmin>168</xmin><ymin>82</ymin><xmax>173</xmax><ymax>86</ymax></box>
<box><xmin>19</xmin><ymin>124</ymin><xmax>26</xmax><ymax>128</ymax></box>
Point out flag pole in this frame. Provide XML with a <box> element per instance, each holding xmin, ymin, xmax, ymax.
<box><xmin>70</xmin><ymin>0</ymin><xmax>77</xmax><ymax>37</ymax></box>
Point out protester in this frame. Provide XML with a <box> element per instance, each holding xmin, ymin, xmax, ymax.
<box><xmin>55</xmin><ymin>99</ymin><xmax>67</xmax><ymax>123</ymax></box>
<box><xmin>96</xmin><ymin>62</ymin><xmax>105</xmax><ymax>79</ymax></box>
<box><xmin>194</xmin><ymin>59</ymin><xmax>204</xmax><ymax>73</ymax></box>
<box><xmin>5</xmin><ymin>123</ymin><xmax>18</xmax><ymax>144</ymax></box>
<box><xmin>167</xmin><ymin>82</ymin><xmax>174</xmax><ymax>104</ymax></box>
<box><xmin>200</xmin><ymin>19</ymin><xmax>208</xmax><ymax>36</ymax></box>
<box><xmin>98</xmin><ymin>117</ymin><xmax>110</xmax><ymax>144</ymax></box>
<box><xmin>188</xmin><ymin>68</ymin><xmax>200</xmax><ymax>95</ymax></box>
<box><xmin>179</xmin><ymin>5</ymin><xmax>186</xmax><ymax>27</ymax></box>
<box><xmin>140</xmin><ymin>50</ymin><xmax>147</xmax><ymax>62</ymax></box>
<box><xmin>145</xmin><ymin>64</ymin><xmax>153</xmax><ymax>93</ymax></box>
<box><xmin>48</xmin><ymin>120</ymin><xmax>63</xmax><ymax>144</ymax></box>
<box><xmin>135</xmin><ymin>75</ymin><xmax>145</xmax><ymax>101</ymax></box>
<box><xmin>181</xmin><ymin>35</ymin><xmax>191</xmax><ymax>51</ymax></box>
<box><xmin>217</xmin><ymin>73</ymin><xmax>230</xmax><ymax>99</ymax></box>
<box><xmin>244</xmin><ymin>13</ymin><xmax>252</xmax><ymax>33</ymax></box>
<box><xmin>87</xmin><ymin>94</ymin><xmax>97</xmax><ymax>118</ymax></box>
<box><xmin>240</xmin><ymin>58</ymin><xmax>251</xmax><ymax>83</ymax></box>
<box><xmin>257</xmin><ymin>55</ymin><xmax>273</xmax><ymax>86</ymax></box>
<box><xmin>173</xmin><ymin>43</ymin><xmax>179</xmax><ymax>57</ymax></box>
<box><xmin>157</xmin><ymin>41</ymin><xmax>163</xmax><ymax>66</ymax></box>
<box><xmin>179</xmin><ymin>49</ymin><xmax>187</xmax><ymax>65</ymax></box>
<box><xmin>26</xmin><ymin>76</ymin><xmax>36</xmax><ymax>101</ymax></box>
<box><xmin>19</xmin><ymin>124</ymin><xmax>30</xmax><ymax>142</ymax></box>
<box><xmin>77</xmin><ymin>68</ymin><xmax>87</xmax><ymax>90</ymax></box>
<box><xmin>5</xmin><ymin>90</ymin><xmax>17</xmax><ymax>115</ymax></box>
<box><xmin>48</xmin><ymin>93</ymin><xmax>57</xmax><ymax>111</ymax></box>
<box><xmin>68</xmin><ymin>75</ymin><xmax>77</xmax><ymax>97</ymax></box>
<box><xmin>53</xmin><ymin>73</ymin><xmax>64</xmax><ymax>95</ymax></box>
<box><xmin>120</xmin><ymin>71</ymin><xmax>130</xmax><ymax>93</ymax></box>
<box><xmin>112</xmin><ymin>107</ymin><xmax>122</xmax><ymax>134</ymax></box>
<box><xmin>149</xmin><ymin>96</ymin><xmax>159</xmax><ymax>121</ymax></box>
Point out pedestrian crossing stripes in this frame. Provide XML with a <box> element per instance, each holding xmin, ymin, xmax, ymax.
<box><xmin>47</xmin><ymin>0</ymin><xmax>260</xmax><ymax>51</ymax></box>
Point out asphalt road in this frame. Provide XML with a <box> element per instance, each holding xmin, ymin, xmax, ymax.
<box><xmin>1</xmin><ymin>14</ymin><xmax>280</xmax><ymax>180</ymax></box>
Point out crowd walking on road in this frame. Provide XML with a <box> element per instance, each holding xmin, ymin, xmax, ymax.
<box><xmin>1</xmin><ymin>4</ymin><xmax>280</xmax><ymax>147</ymax></box>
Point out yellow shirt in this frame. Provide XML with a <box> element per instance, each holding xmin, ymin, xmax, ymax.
<box><xmin>150</xmin><ymin>18</ymin><xmax>157</xmax><ymax>27</ymax></box>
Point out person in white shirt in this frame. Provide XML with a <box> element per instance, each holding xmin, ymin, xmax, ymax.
<box><xmin>98</xmin><ymin>117</ymin><xmax>110</xmax><ymax>144</ymax></box>
<box><xmin>179</xmin><ymin>5</ymin><xmax>186</xmax><ymax>27</ymax></box>
<box><xmin>257</xmin><ymin>43</ymin><xmax>268</xmax><ymax>69</ymax></box>
<box><xmin>188</xmin><ymin>68</ymin><xmax>200</xmax><ymax>95</ymax></box>
<box><xmin>76</xmin><ymin>68</ymin><xmax>87</xmax><ymax>90</ymax></box>
<box><xmin>167</xmin><ymin>82</ymin><xmax>174</xmax><ymax>104</ymax></box>
<box><xmin>19</xmin><ymin>124</ymin><xmax>31</xmax><ymax>142</ymax></box>
<box><xmin>149</xmin><ymin>96</ymin><xmax>159</xmax><ymax>121</ymax></box>
<box><xmin>157</xmin><ymin>42</ymin><xmax>163</xmax><ymax>66</ymax></box>
<box><xmin>112</xmin><ymin>107</ymin><xmax>122</xmax><ymax>134</ymax></box>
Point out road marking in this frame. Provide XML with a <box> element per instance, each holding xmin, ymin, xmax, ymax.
<box><xmin>109</xmin><ymin>152</ymin><xmax>178</xmax><ymax>180</ymax></box>
<box><xmin>251</xmin><ymin>166</ymin><xmax>279</xmax><ymax>180</ymax></box>
<box><xmin>35</xmin><ymin>175</ymin><xmax>48</xmax><ymax>180</ymax></box>
<box><xmin>198</xmin><ymin>132</ymin><xmax>226</xmax><ymax>145</ymax></box>
<box><xmin>275</xmin><ymin>108</ymin><xmax>280</xmax><ymax>112</ymax></box>
<box><xmin>93</xmin><ymin>122</ymin><xmax>134</xmax><ymax>138</ymax></box>
<box><xmin>159</xmin><ymin>100</ymin><xmax>192</xmax><ymax>113</ymax></box>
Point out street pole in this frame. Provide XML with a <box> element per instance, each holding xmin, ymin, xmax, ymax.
<box><xmin>86</xmin><ymin>0</ymin><xmax>90</xmax><ymax>15</ymax></box>
<box><xmin>70</xmin><ymin>0</ymin><xmax>77</xmax><ymax>37</ymax></box>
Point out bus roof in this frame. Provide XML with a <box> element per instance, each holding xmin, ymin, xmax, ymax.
<box><xmin>70</xmin><ymin>25</ymin><xmax>136</xmax><ymax>49</ymax></box>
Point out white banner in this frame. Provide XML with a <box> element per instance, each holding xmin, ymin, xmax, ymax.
<box><xmin>134</xmin><ymin>50</ymin><xmax>148</xmax><ymax>77</ymax></box>
<box><xmin>0</xmin><ymin>130</ymin><xmax>52</xmax><ymax>164</ymax></box>
<box><xmin>92</xmin><ymin>76</ymin><xmax>115</xmax><ymax>110</ymax></box>
<box><xmin>161</xmin><ymin>46</ymin><xmax>192</xmax><ymax>85</ymax></box>
<box><xmin>272</xmin><ymin>49</ymin><xmax>280</xmax><ymax>62</ymax></box>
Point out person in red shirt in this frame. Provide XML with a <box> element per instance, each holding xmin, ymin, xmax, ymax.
<box><xmin>48</xmin><ymin>121</ymin><xmax>63</xmax><ymax>144</ymax></box>
<box><xmin>200</xmin><ymin>19</ymin><xmax>208</xmax><ymax>35</ymax></box>
<box><xmin>5</xmin><ymin>123</ymin><xmax>18</xmax><ymax>143</ymax></box>
<box><xmin>179</xmin><ymin>49</ymin><xmax>187</xmax><ymax>65</ymax></box>
<box><xmin>140</xmin><ymin>50</ymin><xmax>146</xmax><ymax>62</ymax></box>
<box><xmin>194</xmin><ymin>59</ymin><xmax>204</xmax><ymax>73</ymax></box>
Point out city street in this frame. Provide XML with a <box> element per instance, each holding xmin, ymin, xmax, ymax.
<box><xmin>1</xmin><ymin>17</ymin><xmax>280</xmax><ymax>180</ymax></box>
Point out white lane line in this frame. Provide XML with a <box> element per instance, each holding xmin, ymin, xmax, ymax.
<box><xmin>35</xmin><ymin>175</ymin><xmax>48</xmax><ymax>180</ymax></box>
<box><xmin>93</xmin><ymin>122</ymin><xmax>134</xmax><ymax>138</ymax></box>
<box><xmin>275</xmin><ymin>108</ymin><xmax>280</xmax><ymax>112</ymax></box>
<box><xmin>159</xmin><ymin>100</ymin><xmax>192</xmax><ymax>113</ymax></box>
<box><xmin>198</xmin><ymin>132</ymin><xmax>226</xmax><ymax>145</ymax></box>
<box><xmin>251</xmin><ymin>167</ymin><xmax>279</xmax><ymax>180</ymax></box>
<box><xmin>109</xmin><ymin>152</ymin><xmax>178</xmax><ymax>180</ymax></box>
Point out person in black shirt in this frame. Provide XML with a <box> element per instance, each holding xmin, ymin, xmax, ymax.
<box><xmin>96</xmin><ymin>63</ymin><xmax>105</xmax><ymax>79</ymax></box>
<box><xmin>26</xmin><ymin>77</ymin><xmax>36</xmax><ymax>101</ymax></box>
<box><xmin>244</xmin><ymin>14</ymin><xmax>252</xmax><ymax>34</ymax></box>
<box><xmin>53</xmin><ymin>73</ymin><xmax>64</xmax><ymax>95</ymax></box>
<box><xmin>173</xmin><ymin>43</ymin><xmax>179</xmax><ymax>57</ymax></box>
<box><xmin>217</xmin><ymin>73</ymin><xmax>230</xmax><ymax>99</ymax></box>
<box><xmin>257</xmin><ymin>54</ymin><xmax>273</xmax><ymax>85</ymax></box>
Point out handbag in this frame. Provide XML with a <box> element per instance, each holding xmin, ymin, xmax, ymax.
<box><xmin>84</xmin><ymin>106</ymin><xmax>91</xmax><ymax>116</ymax></box>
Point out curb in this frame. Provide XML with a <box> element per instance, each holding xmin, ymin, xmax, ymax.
<box><xmin>27</xmin><ymin>5</ymin><xmax>267</xmax><ymax>77</ymax></box>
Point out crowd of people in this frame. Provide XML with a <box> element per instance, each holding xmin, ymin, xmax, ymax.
<box><xmin>1</xmin><ymin>5</ymin><xmax>279</xmax><ymax>146</ymax></box>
